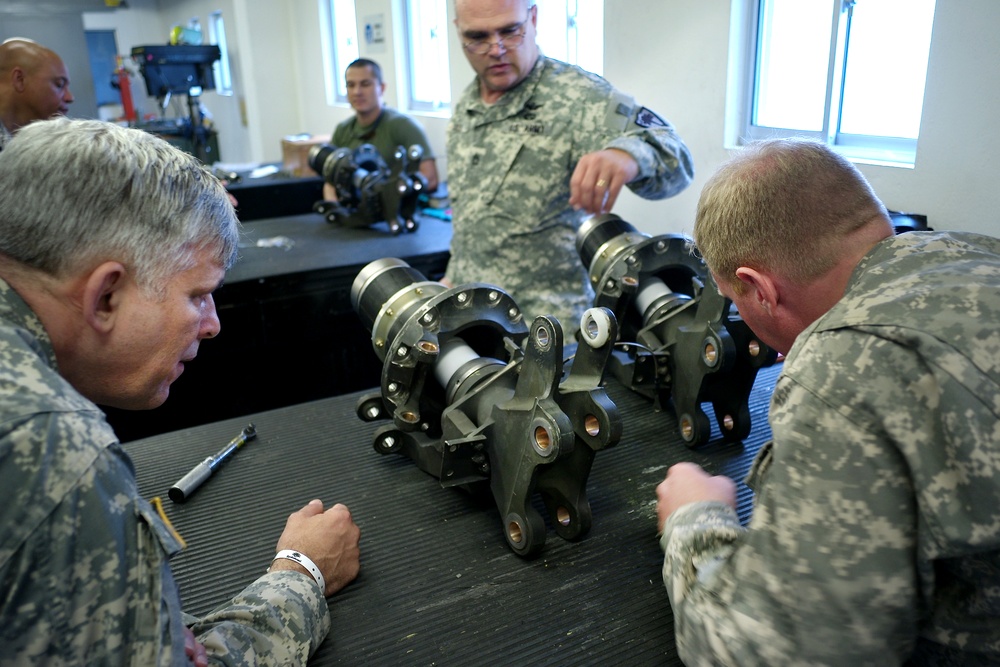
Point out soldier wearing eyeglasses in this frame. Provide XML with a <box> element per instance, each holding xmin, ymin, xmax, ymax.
<box><xmin>445</xmin><ymin>0</ymin><xmax>694</xmax><ymax>331</ymax></box>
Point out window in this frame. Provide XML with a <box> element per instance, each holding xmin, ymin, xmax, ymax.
<box><xmin>742</xmin><ymin>0</ymin><xmax>936</xmax><ymax>166</ymax></box>
<box><xmin>535</xmin><ymin>0</ymin><xmax>604</xmax><ymax>76</ymax></box>
<box><xmin>324</xmin><ymin>0</ymin><xmax>360</xmax><ymax>103</ymax></box>
<box><xmin>208</xmin><ymin>11</ymin><xmax>233</xmax><ymax>96</ymax></box>
<box><xmin>403</xmin><ymin>0</ymin><xmax>451</xmax><ymax>112</ymax></box>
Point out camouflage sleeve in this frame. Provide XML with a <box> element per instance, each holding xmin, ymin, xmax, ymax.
<box><xmin>573</xmin><ymin>84</ymin><xmax>694</xmax><ymax>200</ymax></box>
<box><xmin>606</xmin><ymin>101</ymin><xmax>694</xmax><ymax>200</ymax></box>
<box><xmin>190</xmin><ymin>571</ymin><xmax>331</xmax><ymax>667</ymax></box>
<box><xmin>661</xmin><ymin>336</ymin><xmax>925</xmax><ymax>665</ymax></box>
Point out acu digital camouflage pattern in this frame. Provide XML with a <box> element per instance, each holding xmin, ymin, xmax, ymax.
<box><xmin>661</xmin><ymin>231</ymin><xmax>1000</xmax><ymax>666</ymax></box>
<box><xmin>445</xmin><ymin>55</ymin><xmax>693</xmax><ymax>331</ymax></box>
<box><xmin>0</xmin><ymin>279</ymin><xmax>330</xmax><ymax>666</ymax></box>
<box><xmin>331</xmin><ymin>106</ymin><xmax>435</xmax><ymax>162</ymax></box>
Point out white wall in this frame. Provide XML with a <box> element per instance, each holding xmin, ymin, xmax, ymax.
<box><xmin>80</xmin><ymin>0</ymin><xmax>999</xmax><ymax>237</ymax></box>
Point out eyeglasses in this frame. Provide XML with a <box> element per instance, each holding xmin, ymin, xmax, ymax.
<box><xmin>462</xmin><ymin>8</ymin><xmax>533</xmax><ymax>55</ymax></box>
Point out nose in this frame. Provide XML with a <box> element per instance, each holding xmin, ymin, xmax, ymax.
<box><xmin>64</xmin><ymin>86</ymin><xmax>74</xmax><ymax>104</ymax></box>
<box><xmin>487</xmin><ymin>40</ymin><xmax>508</xmax><ymax>57</ymax></box>
<box><xmin>201</xmin><ymin>294</ymin><xmax>221</xmax><ymax>339</ymax></box>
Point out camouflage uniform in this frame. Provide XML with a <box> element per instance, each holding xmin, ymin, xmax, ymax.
<box><xmin>331</xmin><ymin>107</ymin><xmax>435</xmax><ymax>165</ymax></box>
<box><xmin>0</xmin><ymin>280</ymin><xmax>330</xmax><ymax>666</ymax></box>
<box><xmin>445</xmin><ymin>54</ymin><xmax>694</xmax><ymax>330</ymax></box>
<box><xmin>660</xmin><ymin>231</ymin><xmax>1000</xmax><ymax>666</ymax></box>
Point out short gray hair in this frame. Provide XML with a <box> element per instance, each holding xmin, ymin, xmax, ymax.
<box><xmin>0</xmin><ymin>118</ymin><xmax>239</xmax><ymax>295</ymax></box>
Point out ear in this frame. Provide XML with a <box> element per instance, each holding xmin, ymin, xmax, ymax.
<box><xmin>81</xmin><ymin>261</ymin><xmax>129</xmax><ymax>334</ymax></box>
<box><xmin>11</xmin><ymin>66</ymin><xmax>26</xmax><ymax>93</ymax></box>
<box><xmin>734</xmin><ymin>266</ymin><xmax>779</xmax><ymax>315</ymax></box>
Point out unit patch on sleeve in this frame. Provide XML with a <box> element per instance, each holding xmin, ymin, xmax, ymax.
<box><xmin>635</xmin><ymin>107</ymin><xmax>670</xmax><ymax>128</ymax></box>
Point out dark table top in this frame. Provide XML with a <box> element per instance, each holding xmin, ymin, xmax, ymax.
<box><xmin>128</xmin><ymin>364</ymin><xmax>781</xmax><ymax>666</ymax></box>
<box><xmin>229</xmin><ymin>212</ymin><xmax>452</xmax><ymax>284</ymax></box>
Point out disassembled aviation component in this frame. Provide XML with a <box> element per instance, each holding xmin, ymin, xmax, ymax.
<box><xmin>352</xmin><ymin>258</ymin><xmax>622</xmax><ymax>557</ymax></box>
<box><xmin>309</xmin><ymin>142</ymin><xmax>426</xmax><ymax>234</ymax></box>
<box><xmin>577</xmin><ymin>214</ymin><xmax>777</xmax><ymax>447</ymax></box>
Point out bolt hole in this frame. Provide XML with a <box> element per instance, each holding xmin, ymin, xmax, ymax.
<box><xmin>534</xmin><ymin>327</ymin><xmax>550</xmax><ymax>348</ymax></box>
<box><xmin>534</xmin><ymin>426</ymin><xmax>551</xmax><ymax>450</ymax></box>
<box><xmin>556</xmin><ymin>507</ymin><xmax>571</xmax><ymax>526</ymax></box>
<box><xmin>508</xmin><ymin>521</ymin><xmax>523</xmax><ymax>544</ymax></box>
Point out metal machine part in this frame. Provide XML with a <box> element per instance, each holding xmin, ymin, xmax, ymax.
<box><xmin>308</xmin><ymin>142</ymin><xmax>427</xmax><ymax>235</ymax></box>
<box><xmin>576</xmin><ymin>214</ymin><xmax>777</xmax><ymax>447</ymax></box>
<box><xmin>352</xmin><ymin>258</ymin><xmax>622</xmax><ymax>558</ymax></box>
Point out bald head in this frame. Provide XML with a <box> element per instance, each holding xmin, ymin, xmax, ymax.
<box><xmin>0</xmin><ymin>38</ymin><xmax>74</xmax><ymax>134</ymax></box>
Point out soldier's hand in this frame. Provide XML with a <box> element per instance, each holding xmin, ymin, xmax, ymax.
<box><xmin>183</xmin><ymin>626</ymin><xmax>208</xmax><ymax>667</ymax></box>
<box><xmin>272</xmin><ymin>499</ymin><xmax>361</xmax><ymax>596</ymax></box>
<box><xmin>569</xmin><ymin>148</ymin><xmax>639</xmax><ymax>214</ymax></box>
<box><xmin>656</xmin><ymin>462</ymin><xmax>737</xmax><ymax>533</ymax></box>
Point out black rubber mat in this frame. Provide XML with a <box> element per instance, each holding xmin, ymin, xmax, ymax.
<box><xmin>129</xmin><ymin>364</ymin><xmax>781</xmax><ymax>666</ymax></box>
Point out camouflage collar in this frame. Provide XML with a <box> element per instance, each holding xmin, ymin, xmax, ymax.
<box><xmin>0</xmin><ymin>277</ymin><xmax>59</xmax><ymax>371</ymax></box>
<box><xmin>465</xmin><ymin>54</ymin><xmax>548</xmax><ymax>122</ymax></box>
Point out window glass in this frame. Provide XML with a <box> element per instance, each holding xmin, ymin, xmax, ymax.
<box><xmin>404</xmin><ymin>0</ymin><xmax>451</xmax><ymax>111</ymax></box>
<box><xmin>752</xmin><ymin>0</ymin><xmax>830</xmax><ymax>131</ymax></box>
<box><xmin>329</xmin><ymin>0</ymin><xmax>360</xmax><ymax>102</ymax></box>
<box><xmin>743</xmin><ymin>0</ymin><xmax>937</xmax><ymax>164</ymax></box>
<box><xmin>208</xmin><ymin>12</ymin><xmax>233</xmax><ymax>96</ymax></box>
<box><xmin>535</xmin><ymin>0</ymin><xmax>604</xmax><ymax>76</ymax></box>
<box><xmin>838</xmin><ymin>0</ymin><xmax>935</xmax><ymax>139</ymax></box>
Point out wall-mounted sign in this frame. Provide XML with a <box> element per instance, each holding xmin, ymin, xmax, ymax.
<box><xmin>363</xmin><ymin>14</ymin><xmax>386</xmax><ymax>54</ymax></box>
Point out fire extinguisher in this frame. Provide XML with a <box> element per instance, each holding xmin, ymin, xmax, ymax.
<box><xmin>115</xmin><ymin>55</ymin><xmax>136</xmax><ymax>123</ymax></box>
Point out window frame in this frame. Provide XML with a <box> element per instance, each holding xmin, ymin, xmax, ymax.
<box><xmin>402</xmin><ymin>0</ymin><xmax>451</xmax><ymax>113</ymax></box>
<box><xmin>535</xmin><ymin>0</ymin><xmax>604</xmax><ymax>76</ymax></box>
<box><xmin>739</xmin><ymin>0</ymin><xmax>935</xmax><ymax>166</ymax></box>
<box><xmin>323</xmin><ymin>0</ymin><xmax>360</xmax><ymax>105</ymax></box>
<box><xmin>207</xmin><ymin>11</ymin><xmax>233</xmax><ymax>96</ymax></box>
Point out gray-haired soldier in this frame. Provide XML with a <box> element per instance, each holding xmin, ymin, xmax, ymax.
<box><xmin>656</xmin><ymin>138</ymin><xmax>1000</xmax><ymax>665</ymax></box>
<box><xmin>0</xmin><ymin>118</ymin><xmax>361</xmax><ymax>665</ymax></box>
<box><xmin>446</xmin><ymin>0</ymin><xmax>694</xmax><ymax>329</ymax></box>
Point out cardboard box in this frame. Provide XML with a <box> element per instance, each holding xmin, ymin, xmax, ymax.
<box><xmin>281</xmin><ymin>134</ymin><xmax>331</xmax><ymax>177</ymax></box>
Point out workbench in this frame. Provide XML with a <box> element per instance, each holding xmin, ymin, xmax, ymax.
<box><xmin>127</xmin><ymin>363</ymin><xmax>781</xmax><ymax>666</ymax></box>
<box><xmin>105</xmin><ymin>212</ymin><xmax>452</xmax><ymax>442</ymax></box>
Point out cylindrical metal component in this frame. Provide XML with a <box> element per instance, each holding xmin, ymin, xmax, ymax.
<box><xmin>168</xmin><ymin>460</ymin><xmax>212</xmax><ymax>503</ymax></box>
<box><xmin>634</xmin><ymin>278</ymin><xmax>672</xmax><ymax>316</ymax></box>
<box><xmin>352</xmin><ymin>258</ymin><xmax>419</xmax><ymax>326</ymax></box>
<box><xmin>576</xmin><ymin>214</ymin><xmax>639</xmax><ymax>270</ymax></box>
<box><xmin>434</xmin><ymin>338</ymin><xmax>480</xmax><ymax>388</ymax></box>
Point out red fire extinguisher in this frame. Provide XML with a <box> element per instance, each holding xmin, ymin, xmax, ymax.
<box><xmin>116</xmin><ymin>55</ymin><xmax>136</xmax><ymax>123</ymax></box>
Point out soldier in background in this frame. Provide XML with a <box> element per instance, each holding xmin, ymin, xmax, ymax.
<box><xmin>445</xmin><ymin>0</ymin><xmax>694</xmax><ymax>331</ymax></box>
<box><xmin>0</xmin><ymin>118</ymin><xmax>360</xmax><ymax>665</ymax></box>
<box><xmin>657</xmin><ymin>138</ymin><xmax>1000</xmax><ymax>665</ymax></box>
<box><xmin>0</xmin><ymin>38</ymin><xmax>74</xmax><ymax>151</ymax></box>
<box><xmin>324</xmin><ymin>58</ymin><xmax>438</xmax><ymax>202</ymax></box>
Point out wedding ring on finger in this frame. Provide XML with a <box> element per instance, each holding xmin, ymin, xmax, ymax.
<box><xmin>596</xmin><ymin>179</ymin><xmax>608</xmax><ymax>189</ymax></box>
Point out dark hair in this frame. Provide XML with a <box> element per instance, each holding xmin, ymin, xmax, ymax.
<box><xmin>346</xmin><ymin>58</ymin><xmax>383</xmax><ymax>84</ymax></box>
